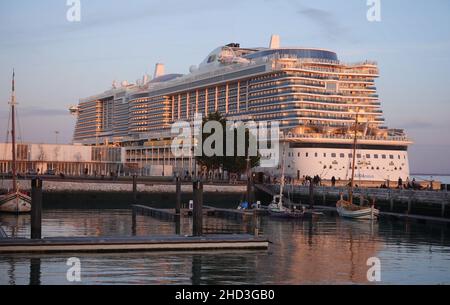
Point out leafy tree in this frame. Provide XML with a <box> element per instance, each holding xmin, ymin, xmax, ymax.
<box><xmin>196</xmin><ymin>112</ymin><xmax>260</xmax><ymax>176</ymax></box>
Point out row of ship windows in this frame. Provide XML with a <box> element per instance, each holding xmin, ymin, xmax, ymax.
<box><xmin>285</xmin><ymin>152</ymin><xmax>406</xmax><ymax>160</ymax></box>
<box><xmin>295</xmin><ymin>165</ymin><xmax>405</xmax><ymax>171</ymax></box>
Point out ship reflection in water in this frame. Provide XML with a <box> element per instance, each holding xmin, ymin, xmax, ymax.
<box><xmin>1</xmin><ymin>208</ymin><xmax>450</xmax><ymax>285</ymax></box>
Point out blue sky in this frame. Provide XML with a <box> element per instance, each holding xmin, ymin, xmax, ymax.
<box><xmin>0</xmin><ymin>0</ymin><xmax>449</xmax><ymax>174</ymax></box>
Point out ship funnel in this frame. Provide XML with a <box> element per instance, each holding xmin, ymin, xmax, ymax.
<box><xmin>269</xmin><ymin>34</ymin><xmax>280</xmax><ymax>49</ymax></box>
<box><xmin>153</xmin><ymin>63</ymin><xmax>165</xmax><ymax>78</ymax></box>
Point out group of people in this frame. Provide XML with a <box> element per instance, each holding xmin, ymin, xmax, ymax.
<box><xmin>397</xmin><ymin>177</ymin><xmax>429</xmax><ymax>190</ymax></box>
<box><xmin>302</xmin><ymin>175</ymin><xmax>323</xmax><ymax>186</ymax></box>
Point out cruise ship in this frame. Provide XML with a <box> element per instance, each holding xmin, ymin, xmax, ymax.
<box><xmin>71</xmin><ymin>35</ymin><xmax>412</xmax><ymax>182</ymax></box>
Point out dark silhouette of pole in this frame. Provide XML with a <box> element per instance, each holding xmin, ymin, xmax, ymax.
<box><xmin>309</xmin><ymin>178</ymin><xmax>314</xmax><ymax>210</ymax></box>
<box><xmin>176</xmin><ymin>176</ymin><xmax>182</xmax><ymax>214</ymax></box>
<box><xmin>131</xmin><ymin>206</ymin><xmax>137</xmax><ymax>236</ymax></box>
<box><xmin>132</xmin><ymin>175</ymin><xmax>137</xmax><ymax>204</ymax></box>
<box><xmin>175</xmin><ymin>214</ymin><xmax>181</xmax><ymax>235</ymax></box>
<box><xmin>193</xmin><ymin>180</ymin><xmax>203</xmax><ymax>236</ymax></box>
<box><xmin>31</xmin><ymin>178</ymin><xmax>43</xmax><ymax>239</ymax></box>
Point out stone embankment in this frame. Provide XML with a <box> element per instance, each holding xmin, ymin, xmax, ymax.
<box><xmin>0</xmin><ymin>179</ymin><xmax>246</xmax><ymax>194</ymax></box>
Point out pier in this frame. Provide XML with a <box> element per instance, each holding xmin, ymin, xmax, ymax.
<box><xmin>133</xmin><ymin>205</ymin><xmax>182</xmax><ymax>221</ymax></box>
<box><xmin>0</xmin><ymin>235</ymin><xmax>269</xmax><ymax>254</ymax></box>
<box><xmin>0</xmin><ymin>178</ymin><xmax>269</xmax><ymax>254</ymax></box>
<box><xmin>256</xmin><ymin>184</ymin><xmax>450</xmax><ymax>223</ymax></box>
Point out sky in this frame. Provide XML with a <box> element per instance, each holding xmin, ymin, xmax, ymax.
<box><xmin>0</xmin><ymin>0</ymin><xmax>449</xmax><ymax>174</ymax></box>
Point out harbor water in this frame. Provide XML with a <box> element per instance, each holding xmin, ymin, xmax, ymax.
<box><xmin>1</xmin><ymin>198</ymin><xmax>450</xmax><ymax>285</ymax></box>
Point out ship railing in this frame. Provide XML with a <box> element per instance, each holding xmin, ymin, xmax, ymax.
<box><xmin>149</xmin><ymin>59</ymin><xmax>267</xmax><ymax>90</ymax></box>
<box><xmin>273</xmin><ymin>61</ymin><xmax>379</xmax><ymax>75</ymax></box>
<box><xmin>284</xmin><ymin>133</ymin><xmax>410</xmax><ymax>142</ymax></box>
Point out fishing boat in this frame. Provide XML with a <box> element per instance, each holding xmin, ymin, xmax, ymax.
<box><xmin>336</xmin><ymin>110</ymin><xmax>379</xmax><ymax>220</ymax></box>
<box><xmin>0</xmin><ymin>70</ymin><xmax>31</xmax><ymax>214</ymax></box>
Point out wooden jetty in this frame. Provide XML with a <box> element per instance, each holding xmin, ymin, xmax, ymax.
<box><xmin>0</xmin><ymin>235</ymin><xmax>269</xmax><ymax>254</ymax></box>
<box><xmin>0</xmin><ymin>179</ymin><xmax>270</xmax><ymax>254</ymax></box>
<box><xmin>256</xmin><ymin>184</ymin><xmax>450</xmax><ymax>220</ymax></box>
<box><xmin>133</xmin><ymin>204</ymin><xmax>268</xmax><ymax>222</ymax></box>
<box><xmin>204</xmin><ymin>206</ymin><xmax>269</xmax><ymax>220</ymax></box>
<box><xmin>259</xmin><ymin>184</ymin><xmax>450</xmax><ymax>206</ymax></box>
<box><xmin>132</xmin><ymin>205</ymin><xmax>186</xmax><ymax>221</ymax></box>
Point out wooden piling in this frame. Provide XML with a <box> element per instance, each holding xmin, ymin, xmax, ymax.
<box><xmin>175</xmin><ymin>214</ymin><xmax>181</xmax><ymax>235</ymax></box>
<box><xmin>132</xmin><ymin>175</ymin><xmax>137</xmax><ymax>204</ymax></box>
<box><xmin>193</xmin><ymin>180</ymin><xmax>203</xmax><ymax>237</ymax></box>
<box><xmin>309</xmin><ymin>181</ymin><xmax>314</xmax><ymax>209</ymax></box>
<box><xmin>389</xmin><ymin>191</ymin><xmax>394</xmax><ymax>212</ymax></box>
<box><xmin>31</xmin><ymin>178</ymin><xmax>43</xmax><ymax>240</ymax></box>
<box><xmin>176</xmin><ymin>176</ymin><xmax>182</xmax><ymax>215</ymax></box>
<box><xmin>131</xmin><ymin>206</ymin><xmax>137</xmax><ymax>236</ymax></box>
<box><xmin>253</xmin><ymin>210</ymin><xmax>260</xmax><ymax>237</ymax></box>
<box><xmin>247</xmin><ymin>175</ymin><xmax>253</xmax><ymax>206</ymax></box>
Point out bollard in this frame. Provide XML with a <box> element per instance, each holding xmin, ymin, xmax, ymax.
<box><xmin>407</xmin><ymin>198</ymin><xmax>412</xmax><ymax>214</ymax></box>
<box><xmin>193</xmin><ymin>180</ymin><xmax>203</xmax><ymax>237</ymax></box>
<box><xmin>176</xmin><ymin>176</ymin><xmax>182</xmax><ymax>215</ymax></box>
<box><xmin>132</xmin><ymin>175</ymin><xmax>137</xmax><ymax>204</ymax></box>
<box><xmin>31</xmin><ymin>178</ymin><xmax>43</xmax><ymax>240</ymax></box>
<box><xmin>442</xmin><ymin>202</ymin><xmax>446</xmax><ymax>218</ymax></box>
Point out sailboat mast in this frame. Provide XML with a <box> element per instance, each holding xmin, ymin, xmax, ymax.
<box><xmin>10</xmin><ymin>70</ymin><xmax>17</xmax><ymax>192</ymax></box>
<box><xmin>279</xmin><ymin>138</ymin><xmax>286</xmax><ymax>208</ymax></box>
<box><xmin>349</xmin><ymin>112</ymin><xmax>359</xmax><ymax>204</ymax></box>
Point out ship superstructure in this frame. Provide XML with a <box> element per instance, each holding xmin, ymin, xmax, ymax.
<box><xmin>72</xmin><ymin>35</ymin><xmax>412</xmax><ymax>182</ymax></box>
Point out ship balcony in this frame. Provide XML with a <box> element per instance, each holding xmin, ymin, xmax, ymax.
<box><xmin>283</xmin><ymin>133</ymin><xmax>412</xmax><ymax>144</ymax></box>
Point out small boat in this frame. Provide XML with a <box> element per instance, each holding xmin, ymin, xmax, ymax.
<box><xmin>0</xmin><ymin>70</ymin><xmax>32</xmax><ymax>214</ymax></box>
<box><xmin>268</xmin><ymin>141</ymin><xmax>305</xmax><ymax>219</ymax></box>
<box><xmin>0</xmin><ymin>191</ymin><xmax>31</xmax><ymax>213</ymax></box>
<box><xmin>336</xmin><ymin>109</ymin><xmax>379</xmax><ymax>221</ymax></box>
<box><xmin>336</xmin><ymin>195</ymin><xmax>379</xmax><ymax>220</ymax></box>
<box><xmin>268</xmin><ymin>195</ymin><xmax>305</xmax><ymax>218</ymax></box>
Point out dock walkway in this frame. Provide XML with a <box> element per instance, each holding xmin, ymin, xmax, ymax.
<box><xmin>0</xmin><ymin>235</ymin><xmax>269</xmax><ymax>254</ymax></box>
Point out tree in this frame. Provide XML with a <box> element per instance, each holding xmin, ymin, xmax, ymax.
<box><xmin>196</xmin><ymin>112</ymin><xmax>260</xmax><ymax>177</ymax></box>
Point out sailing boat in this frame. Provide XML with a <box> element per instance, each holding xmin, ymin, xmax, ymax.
<box><xmin>336</xmin><ymin>110</ymin><xmax>379</xmax><ymax>220</ymax></box>
<box><xmin>0</xmin><ymin>70</ymin><xmax>32</xmax><ymax>213</ymax></box>
<box><xmin>268</xmin><ymin>139</ymin><xmax>304</xmax><ymax>219</ymax></box>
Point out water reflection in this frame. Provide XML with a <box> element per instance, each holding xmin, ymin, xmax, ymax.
<box><xmin>1</xmin><ymin>209</ymin><xmax>450</xmax><ymax>285</ymax></box>
<box><xmin>29</xmin><ymin>258</ymin><xmax>41</xmax><ymax>286</ymax></box>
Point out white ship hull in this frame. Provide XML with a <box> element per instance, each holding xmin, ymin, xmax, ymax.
<box><xmin>0</xmin><ymin>192</ymin><xmax>32</xmax><ymax>213</ymax></box>
<box><xmin>259</xmin><ymin>145</ymin><xmax>410</xmax><ymax>182</ymax></box>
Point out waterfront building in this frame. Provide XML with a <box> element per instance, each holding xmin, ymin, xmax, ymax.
<box><xmin>69</xmin><ymin>35</ymin><xmax>411</xmax><ymax>182</ymax></box>
<box><xmin>0</xmin><ymin>143</ymin><xmax>123</xmax><ymax>177</ymax></box>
